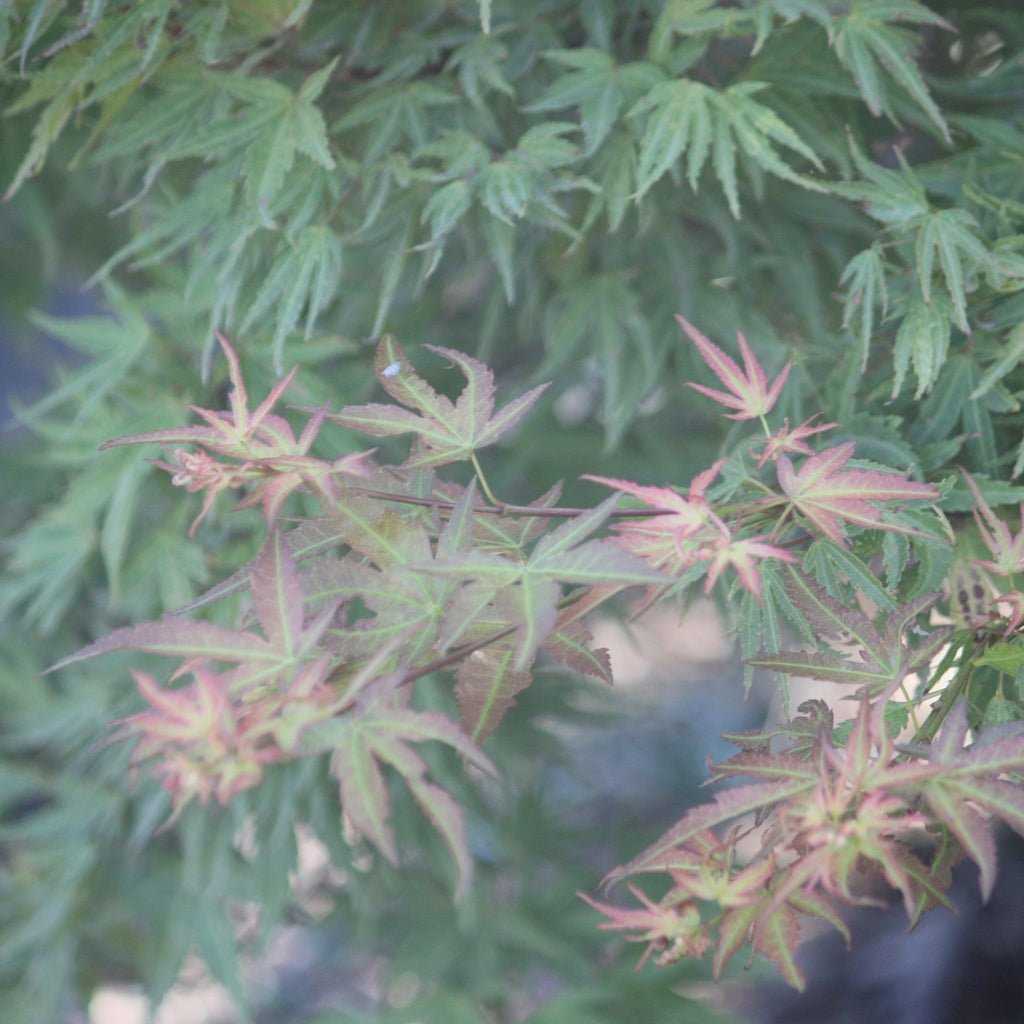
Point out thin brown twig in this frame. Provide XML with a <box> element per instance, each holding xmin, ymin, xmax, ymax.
<box><xmin>396</xmin><ymin>623</ymin><xmax>519</xmax><ymax>688</ymax></box>
<box><xmin>347</xmin><ymin>485</ymin><xmax>676</xmax><ymax>519</ymax></box>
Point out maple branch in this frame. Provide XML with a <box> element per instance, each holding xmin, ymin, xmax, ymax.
<box><xmin>395</xmin><ymin>586</ymin><xmax>604</xmax><ymax>689</ymax></box>
<box><xmin>345</xmin><ymin>485</ymin><xmax>678</xmax><ymax>519</ymax></box>
<box><xmin>398</xmin><ymin>623</ymin><xmax>518</xmax><ymax>687</ymax></box>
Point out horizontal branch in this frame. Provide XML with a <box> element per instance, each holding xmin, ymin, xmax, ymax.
<box><xmin>348</xmin><ymin>485</ymin><xmax>682</xmax><ymax>519</ymax></box>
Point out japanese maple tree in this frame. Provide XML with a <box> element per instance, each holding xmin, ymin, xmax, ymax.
<box><xmin>7</xmin><ymin>2</ymin><xmax>1024</xmax><ymax>1022</ymax></box>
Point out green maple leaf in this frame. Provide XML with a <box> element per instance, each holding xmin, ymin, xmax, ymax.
<box><xmin>628</xmin><ymin>78</ymin><xmax>824</xmax><ymax>215</ymax></box>
<box><xmin>839</xmin><ymin>242</ymin><xmax>889</xmax><ymax>373</ymax></box>
<box><xmin>415</xmin><ymin>495</ymin><xmax>667</xmax><ymax>670</ymax></box>
<box><xmin>833</xmin><ymin>1</ymin><xmax>952</xmax><ymax>142</ymax></box>
<box><xmin>169</xmin><ymin>61</ymin><xmax>337</xmax><ymax>215</ymax></box>
<box><xmin>527</xmin><ymin>48</ymin><xmax>663</xmax><ymax>156</ymax></box>
<box><xmin>911</xmin><ymin>208</ymin><xmax>999</xmax><ymax>332</ymax></box>
<box><xmin>749</xmin><ymin>569</ymin><xmax>946</xmax><ymax>689</ymax></box>
<box><xmin>322</xmin><ymin>684</ymin><xmax>497</xmax><ymax>902</ymax></box>
<box><xmin>329</xmin><ymin>336</ymin><xmax>549</xmax><ymax>469</ymax></box>
<box><xmin>302</xmin><ymin>483</ymin><xmax>480</xmax><ymax>667</ymax></box>
<box><xmin>892</xmin><ymin>293</ymin><xmax>954</xmax><ymax>398</ymax></box>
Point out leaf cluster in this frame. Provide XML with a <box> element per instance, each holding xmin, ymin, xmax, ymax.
<box><xmin>39</xmin><ymin>314</ymin><xmax>1024</xmax><ymax>1003</ymax></box>
<box><xmin>8</xmin><ymin>0</ymin><xmax>1024</xmax><ymax>1018</ymax></box>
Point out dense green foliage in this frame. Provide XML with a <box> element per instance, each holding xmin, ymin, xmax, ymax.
<box><xmin>6</xmin><ymin>1</ymin><xmax>1024</xmax><ymax>1021</ymax></box>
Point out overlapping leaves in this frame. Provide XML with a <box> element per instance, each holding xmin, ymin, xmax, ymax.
<box><xmin>628</xmin><ymin>78</ymin><xmax>824</xmax><ymax>215</ymax></box>
<box><xmin>597</xmin><ymin>676</ymin><xmax>1024</xmax><ymax>989</ymax></box>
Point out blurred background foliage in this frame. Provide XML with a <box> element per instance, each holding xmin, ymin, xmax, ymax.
<box><xmin>3</xmin><ymin>0</ymin><xmax>1024</xmax><ymax>1020</ymax></box>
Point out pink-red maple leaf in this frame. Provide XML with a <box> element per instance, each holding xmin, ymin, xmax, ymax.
<box><xmin>584</xmin><ymin>461</ymin><xmax>794</xmax><ymax>602</ymax></box>
<box><xmin>752</xmin><ymin>415</ymin><xmax>838</xmax><ymax>469</ymax></box>
<box><xmin>678</xmin><ymin>315</ymin><xmax>791</xmax><ymax>420</ymax></box>
<box><xmin>102</xmin><ymin>332</ymin><xmax>372</xmax><ymax>531</ymax></box>
<box><xmin>112</xmin><ymin>666</ymin><xmax>282</xmax><ymax>814</ymax></box>
<box><xmin>582</xmin><ymin>458</ymin><xmax>728</xmax><ymax>542</ymax></box>
<box><xmin>776</xmin><ymin>442</ymin><xmax>939</xmax><ymax>547</ymax></box>
<box><xmin>961</xmin><ymin>469</ymin><xmax>1024</xmax><ymax>577</ymax></box>
<box><xmin>578</xmin><ymin>886</ymin><xmax>710</xmax><ymax>969</ymax></box>
<box><xmin>703</xmin><ymin>532</ymin><xmax>797</xmax><ymax>603</ymax></box>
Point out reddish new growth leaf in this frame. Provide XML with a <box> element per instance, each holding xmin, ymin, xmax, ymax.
<box><xmin>765</xmin><ymin>700</ymin><xmax>936</xmax><ymax>923</ymax></box>
<box><xmin>329</xmin><ymin>335</ymin><xmax>549</xmax><ymax>469</ymax></box>
<box><xmin>111</xmin><ymin>666</ymin><xmax>286</xmax><ymax>818</ymax></box>
<box><xmin>962</xmin><ymin>469</ymin><xmax>1024</xmax><ymax>578</ymax></box>
<box><xmin>578</xmin><ymin>886</ymin><xmax>710</xmax><ymax>969</ymax></box>
<box><xmin>703</xmin><ymin>533</ymin><xmax>797</xmax><ymax>604</ymax></box>
<box><xmin>678</xmin><ymin>315</ymin><xmax>791</xmax><ymax>420</ymax></box>
<box><xmin>775</xmin><ymin>441</ymin><xmax>939</xmax><ymax>547</ymax></box>
<box><xmin>592</xmin><ymin>675</ymin><xmax>1024</xmax><ymax>989</ymax></box>
<box><xmin>584</xmin><ymin>460</ymin><xmax>728</xmax><ymax>542</ymax></box>
<box><xmin>995</xmin><ymin>590</ymin><xmax>1024</xmax><ymax>636</ymax></box>
<box><xmin>60</xmin><ymin>528</ymin><xmax>346</xmax><ymax>825</ymax></box>
<box><xmin>752</xmin><ymin>414</ymin><xmax>838</xmax><ymax>469</ymax></box>
<box><xmin>584</xmin><ymin>461</ymin><xmax>795</xmax><ymax>603</ymax></box>
<box><xmin>101</xmin><ymin>331</ymin><xmax>371</xmax><ymax>531</ymax></box>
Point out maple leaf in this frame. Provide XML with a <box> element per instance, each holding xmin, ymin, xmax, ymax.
<box><xmin>415</xmin><ymin>494</ymin><xmax>667</xmax><ymax>670</ymax></box>
<box><xmin>448</xmin><ymin>584</ymin><xmax>615</xmax><ymax>743</ymax></box>
<box><xmin>99</xmin><ymin>332</ymin><xmax>296</xmax><ymax>457</ymax></box>
<box><xmin>578</xmin><ymin>886</ymin><xmax>710</xmax><ymax>969</ymax></box>
<box><xmin>961</xmin><ymin>469</ymin><xmax>1024</xmax><ymax>577</ymax></box>
<box><xmin>660</xmin><ymin>828</ymin><xmax>776</xmax><ymax>910</ymax></box>
<box><xmin>603</xmin><ymin>778</ymin><xmax>817</xmax><ymax>888</ymax></box>
<box><xmin>752</xmin><ymin>415</ymin><xmax>838</xmax><ymax>469</ymax></box>
<box><xmin>749</xmin><ymin>569</ymin><xmax>947</xmax><ymax>690</ymax></box>
<box><xmin>775</xmin><ymin>442</ymin><xmax>940</xmax><ymax>547</ymax></box>
<box><xmin>101</xmin><ymin>332</ymin><xmax>371</xmax><ymax>531</ymax></box>
<box><xmin>454</xmin><ymin>639</ymin><xmax>533</xmax><ymax>745</ymax></box>
<box><xmin>47</xmin><ymin>528</ymin><xmax>339</xmax><ymax>693</ymax></box>
<box><xmin>994</xmin><ymin>590</ymin><xmax>1024</xmax><ymax>637</ymax></box>
<box><xmin>329</xmin><ymin>335</ymin><xmax>549</xmax><ymax>469</ymax></box>
<box><xmin>677</xmin><ymin>315</ymin><xmax>791</xmax><ymax>420</ymax></box>
<box><xmin>703</xmin><ymin>532</ymin><xmax>797</xmax><ymax>604</ymax></box>
<box><xmin>583</xmin><ymin>458</ymin><xmax>728</xmax><ymax>542</ymax></box>
<box><xmin>584</xmin><ymin>462</ymin><xmax>793</xmax><ymax>603</ymax></box>
<box><xmin>889</xmin><ymin>701</ymin><xmax>1024</xmax><ymax>900</ymax></box>
<box><xmin>541</xmin><ymin>585</ymin><xmax>615</xmax><ymax>686</ymax></box>
<box><xmin>773</xmin><ymin>775</ymin><xmax>933</xmax><ymax>922</ymax></box>
<box><xmin>111</xmin><ymin>666</ymin><xmax>284</xmax><ymax>816</ymax></box>
<box><xmin>319</xmin><ymin>680</ymin><xmax>498</xmax><ymax>902</ymax></box>
<box><xmin>299</xmin><ymin>486</ymin><xmax>475</xmax><ymax>668</ymax></box>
